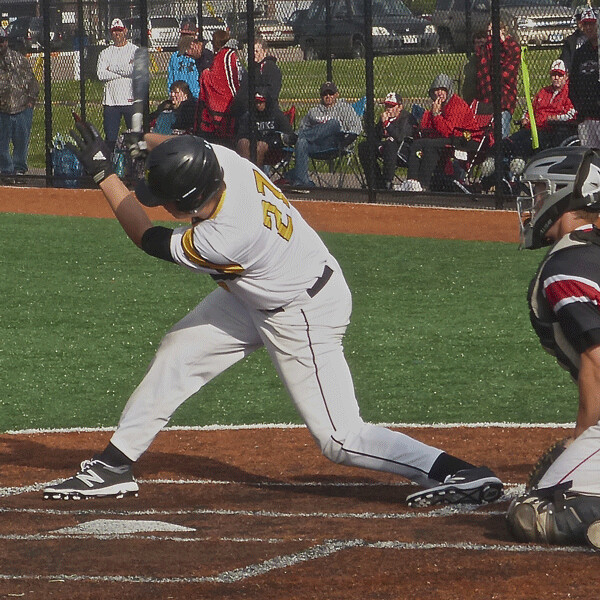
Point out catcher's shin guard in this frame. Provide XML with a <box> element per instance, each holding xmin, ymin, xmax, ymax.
<box><xmin>507</xmin><ymin>486</ymin><xmax>600</xmax><ymax>547</ymax></box>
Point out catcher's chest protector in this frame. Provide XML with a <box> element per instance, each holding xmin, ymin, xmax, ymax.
<box><xmin>528</xmin><ymin>230</ymin><xmax>600</xmax><ymax>379</ymax></box>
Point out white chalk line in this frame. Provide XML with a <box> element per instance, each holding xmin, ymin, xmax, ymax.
<box><xmin>0</xmin><ymin>477</ymin><xmax>525</xmax><ymax>499</ymax></box>
<box><xmin>0</xmin><ymin>537</ymin><xmax>592</xmax><ymax>587</ymax></box>
<box><xmin>1</xmin><ymin>422</ymin><xmax>574</xmax><ymax>435</ymax></box>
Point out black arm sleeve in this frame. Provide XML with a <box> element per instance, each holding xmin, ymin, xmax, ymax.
<box><xmin>141</xmin><ymin>226</ymin><xmax>176</xmax><ymax>263</ymax></box>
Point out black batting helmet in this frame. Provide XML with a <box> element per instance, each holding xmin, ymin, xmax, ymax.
<box><xmin>135</xmin><ymin>135</ymin><xmax>223</xmax><ymax>213</ymax></box>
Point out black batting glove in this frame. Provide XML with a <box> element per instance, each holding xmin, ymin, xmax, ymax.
<box><xmin>66</xmin><ymin>116</ymin><xmax>114</xmax><ymax>185</ymax></box>
<box><xmin>123</xmin><ymin>131</ymin><xmax>148</xmax><ymax>160</ymax></box>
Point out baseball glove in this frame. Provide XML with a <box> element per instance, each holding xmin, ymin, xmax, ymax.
<box><xmin>527</xmin><ymin>437</ymin><xmax>573</xmax><ymax>490</ymax></box>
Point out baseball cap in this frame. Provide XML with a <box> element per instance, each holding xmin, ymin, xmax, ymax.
<box><xmin>320</xmin><ymin>81</ymin><xmax>338</xmax><ymax>96</ymax></box>
<box><xmin>110</xmin><ymin>18</ymin><xmax>126</xmax><ymax>31</ymax></box>
<box><xmin>384</xmin><ymin>91</ymin><xmax>402</xmax><ymax>106</ymax></box>
<box><xmin>255</xmin><ymin>92</ymin><xmax>266</xmax><ymax>102</ymax></box>
<box><xmin>579</xmin><ymin>7</ymin><xmax>597</xmax><ymax>22</ymax></box>
<box><xmin>550</xmin><ymin>59</ymin><xmax>566</xmax><ymax>75</ymax></box>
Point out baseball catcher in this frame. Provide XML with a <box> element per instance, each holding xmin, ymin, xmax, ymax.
<box><xmin>508</xmin><ymin>147</ymin><xmax>600</xmax><ymax>549</ymax></box>
<box><xmin>42</xmin><ymin>117</ymin><xmax>504</xmax><ymax>507</ymax></box>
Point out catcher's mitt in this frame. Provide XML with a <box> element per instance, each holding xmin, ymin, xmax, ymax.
<box><xmin>527</xmin><ymin>437</ymin><xmax>573</xmax><ymax>490</ymax></box>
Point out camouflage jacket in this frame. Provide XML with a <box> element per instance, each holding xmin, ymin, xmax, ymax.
<box><xmin>0</xmin><ymin>48</ymin><xmax>40</xmax><ymax>114</ymax></box>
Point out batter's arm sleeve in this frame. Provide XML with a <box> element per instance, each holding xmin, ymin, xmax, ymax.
<box><xmin>576</xmin><ymin>344</ymin><xmax>600</xmax><ymax>436</ymax></box>
<box><xmin>141</xmin><ymin>226</ymin><xmax>176</xmax><ymax>262</ymax></box>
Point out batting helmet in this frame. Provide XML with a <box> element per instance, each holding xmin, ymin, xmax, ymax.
<box><xmin>135</xmin><ymin>135</ymin><xmax>223</xmax><ymax>213</ymax></box>
<box><xmin>517</xmin><ymin>147</ymin><xmax>600</xmax><ymax>249</ymax></box>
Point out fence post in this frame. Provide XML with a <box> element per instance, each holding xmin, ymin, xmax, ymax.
<box><xmin>491</xmin><ymin>0</ymin><xmax>504</xmax><ymax>209</ymax></box>
<box><xmin>364</xmin><ymin>0</ymin><xmax>376</xmax><ymax>202</ymax></box>
<box><xmin>42</xmin><ymin>0</ymin><xmax>53</xmax><ymax>184</ymax></box>
<box><xmin>247</xmin><ymin>0</ymin><xmax>257</xmax><ymax>165</ymax></box>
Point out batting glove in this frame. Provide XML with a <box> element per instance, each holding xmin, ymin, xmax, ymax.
<box><xmin>67</xmin><ymin>116</ymin><xmax>114</xmax><ymax>185</ymax></box>
<box><xmin>123</xmin><ymin>131</ymin><xmax>148</xmax><ymax>160</ymax></box>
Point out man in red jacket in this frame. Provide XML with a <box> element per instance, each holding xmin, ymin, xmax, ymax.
<box><xmin>398</xmin><ymin>73</ymin><xmax>476</xmax><ymax>192</ymax></box>
<box><xmin>505</xmin><ymin>58</ymin><xmax>577</xmax><ymax>160</ymax></box>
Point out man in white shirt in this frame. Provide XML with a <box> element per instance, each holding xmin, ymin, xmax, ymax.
<box><xmin>97</xmin><ymin>18</ymin><xmax>138</xmax><ymax>152</ymax></box>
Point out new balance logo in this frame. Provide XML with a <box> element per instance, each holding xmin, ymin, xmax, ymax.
<box><xmin>76</xmin><ymin>469</ymin><xmax>105</xmax><ymax>488</ymax></box>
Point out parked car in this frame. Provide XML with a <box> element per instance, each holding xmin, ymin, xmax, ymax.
<box><xmin>225</xmin><ymin>12</ymin><xmax>296</xmax><ymax>47</ymax></box>
<box><xmin>293</xmin><ymin>0</ymin><xmax>439</xmax><ymax>60</ymax></box>
<box><xmin>430</xmin><ymin>0</ymin><xmax>575</xmax><ymax>53</ymax></box>
<box><xmin>5</xmin><ymin>16</ymin><xmax>65</xmax><ymax>53</ymax></box>
<box><xmin>122</xmin><ymin>16</ymin><xmax>180</xmax><ymax>50</ymax></box>
<box><xmin>285</xmin><ymin>8</ymin><xmax>309</xmax><ymax>44</ymax></box>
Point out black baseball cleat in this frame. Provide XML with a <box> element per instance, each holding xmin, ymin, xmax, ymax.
<box><xmin>43</xmin><ymin>459</ymin><xmax>139</xmax><ymax>500</ymax></box>
<box><xmin>406</xmin><ymin>466</ymin><xmax>503</xmax><ymax>508</ymax></box>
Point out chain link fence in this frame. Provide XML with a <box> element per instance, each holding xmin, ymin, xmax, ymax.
<box><xmin>1</xmin><ymin>0</ymin><xmax>589</xmax><ymax>206</ymax></box>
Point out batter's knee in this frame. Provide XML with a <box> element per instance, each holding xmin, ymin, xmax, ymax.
<box><xmin>316</xmin><ymin>423</ymin><xmax>364</xmax><ymax>465</ymax></box>
<box><xmin>507</xmin><ymin>486</ymin><xmax>600</xmax><ymax>548</ymax></box>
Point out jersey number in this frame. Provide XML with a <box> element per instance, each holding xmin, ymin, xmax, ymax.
<box><xmin>255</xmin><ymin>170</ymin><xmax>293</xmax><ymax>242</ymax></box>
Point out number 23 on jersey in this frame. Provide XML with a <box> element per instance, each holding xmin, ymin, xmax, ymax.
<box><xmin>254</xmin><ymin>170</ymin><xmax>293</xmax><ymax>242</ymax></box>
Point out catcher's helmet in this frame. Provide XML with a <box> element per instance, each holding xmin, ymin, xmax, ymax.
<box><xmin>135</xmin><ymin>135</ymin><xmax>223</xmax><ymax>213</ymax></box>
<box><xmin>517</xmin><ymin>146</ymin><xmax>600</xmax><ymax>249</ymax></box>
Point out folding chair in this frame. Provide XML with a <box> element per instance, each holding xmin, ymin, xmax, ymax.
<box><xmin>264</xmin><ymin>105</ymin><xmax>296</xmax><ymax>182</ymax></box>
<box><xmin>446</xmin><ymin>100</ymin><xmax>495</xmax><ymax>193</ymax></box>
<box><xmin>308</xmin><ymin>96</ymin><xmax>366</xmax><ymax>188</ymax></box>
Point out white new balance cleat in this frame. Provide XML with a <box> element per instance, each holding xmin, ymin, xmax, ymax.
<box><xmin>407</xmin><ymin>466</ymin><xmax>503</xmax><ymax>508</ymax></box>
<box><xmin>43</xmin><ymin>459</ymin><xmax>139</xmax><ymax>500</ymax></box>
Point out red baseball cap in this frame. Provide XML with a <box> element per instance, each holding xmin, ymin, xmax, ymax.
<box><xmin>110</xmin><ymin>18</ymin><xmax>126</xmax><ymax>31</ymax></box>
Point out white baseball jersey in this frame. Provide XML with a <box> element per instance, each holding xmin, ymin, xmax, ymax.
<box><xmin>97</xmin><ymin>42</ymin><xmax>138</xmax><ymax>106</ymax></box>
<box><xmin>170</xmin><ymin>145</ymin><xmax>330</xmax><ymax>310</ymax></box>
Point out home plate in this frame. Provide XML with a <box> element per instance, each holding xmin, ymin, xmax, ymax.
<box><xmin>53</xmin><ymin>519</ymin><xmax>196</xmax><ymax>535</ymax></box>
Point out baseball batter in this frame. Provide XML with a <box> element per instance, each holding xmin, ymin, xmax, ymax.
<box><xmin>43</xmin><ymin>118</ymin><xmax>503</xmax><ymax>507</ymax></box>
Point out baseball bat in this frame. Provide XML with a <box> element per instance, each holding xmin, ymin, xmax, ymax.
<box><xmin>520</xmin><ymin>46</ymin><xmax>539</xmax><ymax>151</ymax></box>
<box><xmin>131</xmin><ymin>47</ymin><xmax>150</xmax><ymax>134</ymax></box>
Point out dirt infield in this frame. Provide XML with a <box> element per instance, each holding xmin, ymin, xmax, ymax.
<box><xmin>1</xmin><ymin>425</ymin><xmax>597</xmax><ymax>600</ymax></box>
<box><xmin>0</xmin><ymin>185</ymin><xmax>521</xmax><ymax>242</ymax></box>
<box><xmin>1</xmin><ymin>187</ymin><xmax>589</xmax><ymax>599</ymax></box>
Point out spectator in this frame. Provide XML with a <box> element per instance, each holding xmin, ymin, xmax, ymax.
<box><xmin>569</xmin><ymin>7</ymin><xmax>600</xmax><ymax>148</ymax></box>
<box><xmin>357</xmin><ymin>91</ymin><xmax>417</xmax><ymax>190</ymax></box>
<box><xmin>279</xmin><ymin>81</ymin><xmax>362</xmax><ymax>188</ymax></box>
<box><xmin>167</xmin><ymin>34</ymin><xmax>200</xmax><ymax>99</ymax></box>
<box><xmin>96</xmin><ymin>18</ymin><xmax>138</xmax><ymax>153</ymax></box>
<box><xmin>254</xmin><ymin>36</ymin><xmax>282</xmax><ymax>105</ymax></box>
<box><xmin>461</xmin><ymin>29</ymin><xmax>487</xmax><ymax>106</ymax></box>
<box><xmin>560</xmin><ymin>5</ymin><xmax>588</xmax><ymax>72</ymax></box>
<box><xmin>0</xmin><ymin>26</ymin><xmax>39</xmax><ymax>179</ymax></box>
<box><xmin>150</xmin><ymin>80</ymin><xmax>196</xmax><ymax>135</ymax></box>
<box><xmin>196</xmin><ymin>29</ymin><xmax>243</xmax><ymax>148</ymax></box>
<box><xmin>187</xmin><ymin>33</ymin><xmax>214</xmax><ymax>75</ymax></box>
<box><xmin>505</xmin><ymin>58</ymin><xmax>576</xmax><ymax>160</ymax></box>
<box><xmin>235</xmin><ymin>92</ymin><xmax>294</xmax><ymax>168</ymax></box>
<box><xmin>476</xmin><ymin>21</ymin><xmax>521</xmax><ymax>139</ymax></box>
<box><xmin>398</xmin><ymin>74</ymin><xmax>477</xmax><ymax>192</ymax></box>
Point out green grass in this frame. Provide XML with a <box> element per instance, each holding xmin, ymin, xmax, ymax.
<box><xmin>0</xmin><ymin>212</ymin><xmax>575</xmax><ymax>432</ymax></box>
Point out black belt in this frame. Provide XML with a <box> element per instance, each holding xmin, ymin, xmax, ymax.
<box><xmin>262</xmin><ymin>265</ymin><xmax>333</xmax><ymax>315</ymax></box>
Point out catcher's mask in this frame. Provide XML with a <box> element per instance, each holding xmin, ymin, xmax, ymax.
<box><xmin>517</xmin><ymin>147</ymin><xmax>600</xmax><ymax>250</ymax></box>
<box><xmin>135</xmin><ymin>135</ymin><xmax>224</xmax><ymax>213</ymax></box>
